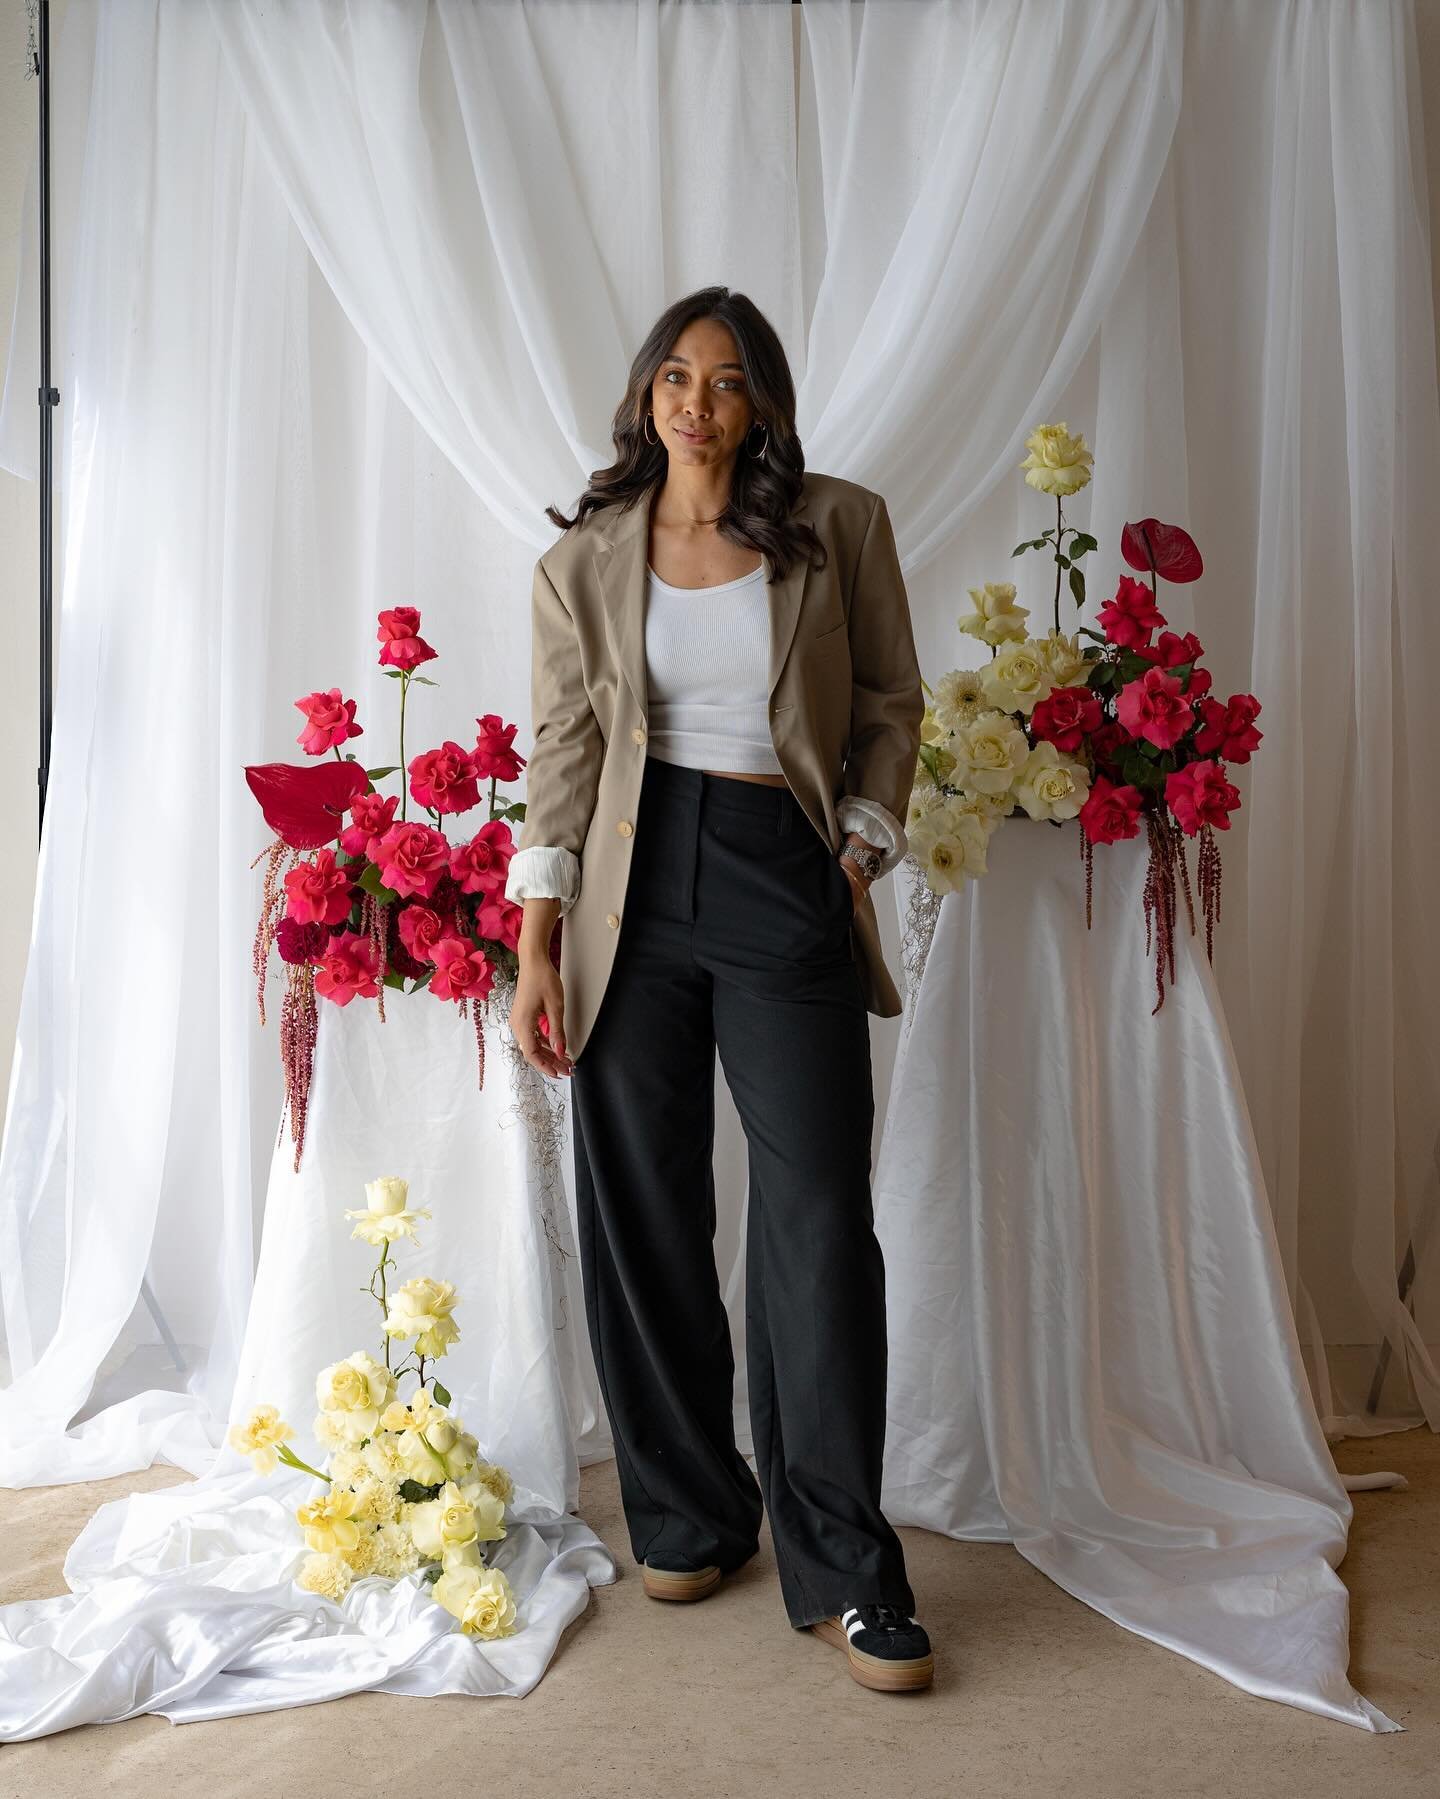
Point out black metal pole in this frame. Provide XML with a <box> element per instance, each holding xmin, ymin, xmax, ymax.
<box><xmin>35</xmin><ymin>0</ymin><xmax>57</xmax><ymax>846</ymax></box>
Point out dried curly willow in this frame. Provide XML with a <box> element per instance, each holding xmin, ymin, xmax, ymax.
<box><xmin>897</xmin><ymin>853</ymin><xmax>944</xmax><ymax>1027</ymax></box>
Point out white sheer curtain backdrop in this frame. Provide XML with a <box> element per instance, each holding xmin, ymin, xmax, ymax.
<box><xmin>1</xmin><ymin>0</ymin><xmax>1437</xmax><ymax>1498</ymax></box>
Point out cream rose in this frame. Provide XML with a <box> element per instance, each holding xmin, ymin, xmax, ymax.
<box><xmin>382</xmin><ymin>1277</ymin><xmax>461</xmax><ymax>1359</ymax></box>
<box><xmin>467</xmin><ymin>1461</ymin><xmax>516</xmax><ymax>1508</ymax></box>
<box><xmin>980</xmin><ymin>640</ymin><xmax>1053</xmax><ymax>717</ymax></box>
<box><xmin>405</xmin><ymin>1480</ymin><xmax>481</xmax><ymax>1560</ymax></box>
<box><xmin>227</xmin><ymin>1404</ymin><xmax>295</xmax><ymax>1475</ymax></box>
<box><xmin>432</xmin><ymin>1563</ymin><xmax>519</xmax><ymax>1640</ymax></box>
<box><xmin>454</xmin><ymin>1479</ymin><xmax>508</xmax><ymax>1543</ymax></box>
<box><xmin>1018</xmin><ymin>421</ymin><xmax>1094</xmax><ymax>497</ymax></box>
<box><xmin>343</xmin><ymin>1175</ymin><xmax>433</xmax><ymax>1247</ymax></box>
<box><xmin>315</xmin><ymin>1350</ymin><xmax>397</xmax><ymax>1443</ymax></box>
<box><xmin>949</xmin><ymin>710</ymin><xmax>1031</xmax><ymax>794</ymax></box>
<box><xmin>1036</xmin><ymin>628</ymin><xmax>1090</xmax><ymax>689</ymax></box>
<box><xmin>957</xmin><ymin>581</ymin><xmax>1030</xmax><ymax>647</ymax></box>
<box><xmin>906</xmin><ymin>805</ymin><xmax>992</xmax><ymax>895</ymax></box>
<box><xmin>1010</xmin><ymin>741</ymin><xmax>1091</xmax><ymax>822</ymax></box>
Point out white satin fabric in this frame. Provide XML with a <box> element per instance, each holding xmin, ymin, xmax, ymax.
<box><xmin>0</xmin><ymin>998</ymin><xmax>617</xmax><ymax>1737</ymax></box>
<box><xmin>875</xmin><ymin>822</ymin><xmax>1399</xmax><ymax>1732</ymax></box>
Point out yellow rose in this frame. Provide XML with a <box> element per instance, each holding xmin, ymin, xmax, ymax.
<box><xmin>907</xmin><ymin>805</ymin><xmax>992</xmax><ymax>895</ymax></box>
<box><xmin>1036</xmin><ymin>628</ymin><xmax>1090</xmax><ymax>689</ymax></box>
<box><xmin>432</xmin><ymin>1563</ymin><xmax>519</xmax><ymax>1640</ymax></box>
<box><xmin>383</xmin><ymin>1277</ymin><xmax>461</xmax><ymax>1360</ymax></box>
<box><xmin>950</xmin><ymin>710</ymin><xmax>1031</xmax><ymax>794</ymax></box>
<box><xmin>1011</xmin><ymin>742</ymin><xmax>1091</xmax><ymax>822</ymax></box>
<box><xmin>1019</xmin><ymin>422</ymin><xmax>1094</xmax><ymax>496</ymax></box>
<box><xmin>315</xmin><ymin>1350</ymin><xmax>397</xmax><ymax>1444</ymax></box>
<box><xmin>379</xmin><ymin>1386</ymin><xmax>446</xmax><ymax>1437</ymax></box>
<box><xmin>296</xmin><ymin>1485</ymin><xmax>364</xmax><ymax>1555</ymax></box>
<box><xmin>957</xmin><ymin>582</ymin><xmax>1029</xmax><ymax>647</ymax></box>
<box><xmin>296</xmin><ymin>1551</ymin><xmax>354</xmax><ymax>1602</ymax></box>
<box><xmin>343</xmin><ymin>1175</ymin><xmax>433</xmax><ymax>1247</ymax></box>
<box><xmin>932</xmin><ymin>667</ymin><xmax>988</xmax><ymax>735</ymax></box>
<box><xmin>980</xmin><ymin>640</ymin><xmax>1053</xmax><ymax>717</ymax></box>
<box><xmin>455</xmin><ymin>1479</ymin><xmax>508</xmax><ymax>1543</ymax></box>
<box><xmin>404</xmin><ymin>1480</ymin><xmax>481</xmax><ymax>1560</ymax></box>
<box><xmin>227</xmin><ymin>1405</ymin><xmax>294</xmax><ymax>1475</ymax></box>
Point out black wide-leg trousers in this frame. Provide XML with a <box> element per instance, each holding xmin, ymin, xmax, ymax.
<box><xmin>569</xmin><ymin>752</ymin><xmax>915</xmax><ymax>1629</ymax></box>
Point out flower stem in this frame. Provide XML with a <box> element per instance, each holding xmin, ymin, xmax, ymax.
<box><xmin>277</xmin><ymin>1443</ymin><xmax>332</xmax><ymax>1483</ymax></box>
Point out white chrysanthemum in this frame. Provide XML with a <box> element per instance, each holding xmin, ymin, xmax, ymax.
<box><xmin>297</xmin><ymin>1551</ymin><xmax>354</xmax><ymax>1602</ymax></box>
<box><xmin>958</xmin><ymin>582</ymin><xmax>1030</xmax><ymax>647</ymax></box>
<box><xmin>315</xmin><ymin>1350</ymin><xmax>397</xmax><ymax>1444</ymax></box>
<box><xmin>932</xmin><ymin>667</ymin><xmax>989</xmax><ymax>735</ymax></box>
<box><xmin>382</xmin><ymin>1277</ymin><xmax>461</xmax><ymax>1359</ymax></box>
<box><xmin>227</xmin><ymin>1404</ymin><xmax>294</xmax><ymax>1475</ymax></box>
<box><xmin>907</xmin><ymin>804</ymin><xmax>993</xmax><ymax>894</ymax></box>
<box><xmin>949</xmin><ymin>710</ymin><xmax>1031</xmax><ymax>795</ymax></box>
<box><xmin>343</xmin><ymin>1175</ymin><xmax>433</xmax><ymax>1247</ymax></box>
<box><xmin>1011</xmin><ymin>741</ymin><xmax>1092</xmax><ymax>822</ymax></box>
<box><xmin>980</xmin><ymin>639</ymin><xmax>1054</xmax><ymax>717</ymax></box>
<box><xmin>907</xmin><ymin>775</ymin><xmax>947</xmax><ymax>828</ymax></box>
<box><xmin>432</xmin><ymin>1563</ymin><xmax>519</xmax><ymax>1640</ymax></box>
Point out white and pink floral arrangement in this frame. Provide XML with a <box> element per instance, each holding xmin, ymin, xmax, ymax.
<box><xmin>246</xmin><ymin>607</ymin><xmax>544</xmax><ymax>1167</ymax></box>
<box><xmin>907</xmin><ymin>423</ymin><xmax>1264</xmax><ymax>1010</ymax></box>
<box><xmin>228</xmin><ymin>1175</ymin><xmax>521</xmax><ymax>1640</ymax></box>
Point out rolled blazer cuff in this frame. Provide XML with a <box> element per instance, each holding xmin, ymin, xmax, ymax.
<box><xmin>504</xmin><ymin>845</ymin><xmax>581</xmax><ymax>913</ymax></box>
<box><xmin>835</xmin><ymin>795</ymin><xmax>909</xmax><ymax>876</ymax></box>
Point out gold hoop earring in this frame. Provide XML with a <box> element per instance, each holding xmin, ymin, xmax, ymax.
<box><xmin>643</xmin><ymin>412</ymin><xmax>658</xmax><ymax>445</ymax></box>
<box><xmin>744</xmin><ymin>420</ymin><xmax>770</xmax><ymax>460</ymax></box>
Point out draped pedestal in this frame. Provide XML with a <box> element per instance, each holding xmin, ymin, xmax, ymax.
<box><xmin>0</xmin><ymin>997</ymin><xmax>617</xmax><ymax>1737</ymax></box>
<box><xmin>875</xmin><ymin>822</ymin><xmax>1399</xmax><ymax>1732</ymax></box>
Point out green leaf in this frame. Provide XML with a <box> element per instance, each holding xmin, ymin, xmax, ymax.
<box><xmin>381</xmin><ymin>971</ymin><xmax>408</xmax><ymax>991</ymax></box>
<box><xmin>357</xmin><ymin>863</ymin><xmax>402</xmax><ymax>904</ymax></box>
<box><xmin>409</xmin><ymin>675</ymin><xmax>440</xmax><ymax>687</ymax></box>
<box><xmin>1077</xmin><ymin>626</ymin><xmax>1108</xmax><ymax>644</ymax></box>
<box><xmin>1068</xmin><ymin>567</ymin><xmax>1086</xmax><ymax>609</ymax></box>
<box><xmin>398</xmin><ymin>1479</ymin><xmax>444</xmax><ymax>1504</ymax></box>
<box><xmin>433</xmin><ymin>1381</ymin><xmax>452</xmax><ymax>1407</ymax></box>
<box><xmin>1069</xmin><ymin>532</ymin><xmax>1099</xmax><ymax>557</ymax></box>
<box><xmin>384</xmin><ymin>669</ymin><xmax>405</xmax><ymax>679</ymax></box>
<box><xmin>365</xmin><ymin>765</ymin><xmax>399</xmax><ymax>780</ymax></box>
<box><xmin>1056</xmin><ymin>553</ymin><xmax>1072</xmax><ymax>570</ymax></box>
<box><xmin>422</xmin><ymin>1564</ymin><xmax>444</xmax><ymax>1586</ymax></box>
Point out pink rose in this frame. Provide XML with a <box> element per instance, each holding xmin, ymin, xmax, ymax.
<box><xmin>1096</xmin><ymin>575</ymin><xmax>1167</xmax><ymax>651</ymax></box>
<box><xmin>1138</xmin><ymin>629</ymin><xmax>1212</xmax><ymax>697</ymax></box>
<box><xmin>372</xmin><ymin>821</ymin><xmax>453</xmax><ymax>898</ymax></box>
<box><xmin>1116</xmin><ymin>666</ymin><xmax>1193</xmax><ymax>750</ymax></box>
<box><xmin>429</xmin><ymin>937</ymin><xmax>496</xmax><ymax>1004</ymax></box>
<box><xmin>1079</xmin><ymin>776</ymin><xmax>1144</xmax><ymax>845</ymax></box>
<box><xmin>396</xmin><ymin>901</ymin><xmax>449</xmax><ymax>963</ymax></box>
<box><xmin>1194</xmin><ymin>693</ymin><xmax>1263</xmax><ymax>764</ymax></box>
<box><xmin>409</xmin><ymin>742</ymin><xmax>481</xmax><ymax>816</ymax></box>
<box><xmin>295</xmin><ymin>688</ymin><xmax>364</xmax><ymax>757</ymax></box>
<box><xmin>472</xmin><ymin>714</ymin><xmax>527</xmax><ymax>785</ymax></box>
<box><xmin>449</xmin><ymin>821</ymin><xmax>515</xmax><ymax>896</ymax></box>
<box><xmin>339</xmin><ymin>791</ymin><xmax>400</xmax><ymax>858</ymax></box>
<box><xmin>377</xmin><ymin>606</ymin><xmax>438</xmax><ymax>671</ymax></box>
<box><xmin>1165</xmin><ymin>761</ymin><xmax>1241</xmax><ymax>835</ymax></box>
<box><xmin>1029</xmin><ymin>686</ymin><xmax>1103</xmax><ymax>754</ymax></box>
<box><xmin>474</xmin><ymin>890</ymin><xmax>523</xmax><ymax>953</ymax></box>
<box><xmin>313</xmin><ymin>931</ymin><xmax>382</xmax><ymax>1005</ymax></box>
<box><xmin>283</xmin><ymin>847</ymin><xmax>354</xmax><ymax>926</ymax></box>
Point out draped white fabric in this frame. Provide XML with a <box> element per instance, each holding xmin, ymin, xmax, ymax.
<box><xmin>0</xmin><ymin>0</ymin><xmax>1435</xmax><ymax>1729</ymax></box>
<box><xmin>877</xmin><ymin>826</ymin><xmax>1398</xmax><ymax>1732</ymax></box>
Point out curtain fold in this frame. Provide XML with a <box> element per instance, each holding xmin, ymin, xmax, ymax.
<box><xmin>1</xmin><ymin>0</ymin><xmax>1436</xmax><ymax>1499</ymax></box>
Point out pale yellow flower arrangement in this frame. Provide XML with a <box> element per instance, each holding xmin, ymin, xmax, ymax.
<box><xmin>227</xmin><ymin>1174</ymin><xmax>521</xmax><ymax>1639</ymax></box>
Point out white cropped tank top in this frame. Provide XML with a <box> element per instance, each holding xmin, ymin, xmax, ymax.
<box><xmin>641</xmin><ymin>560</ymin><xmax>784</xmax><ymax>775</ymax></box>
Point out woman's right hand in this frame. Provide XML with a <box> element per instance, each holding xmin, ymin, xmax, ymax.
<box><xmin>511</xmin><ymin>949</ymin><xmax>575</xmax><ymax>1079</ymax></box>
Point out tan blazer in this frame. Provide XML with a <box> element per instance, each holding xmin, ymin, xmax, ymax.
<box><xmin>516</xmin><ymin>468</ymin><xmax>925</xmax><ymax>1064</ymax></box>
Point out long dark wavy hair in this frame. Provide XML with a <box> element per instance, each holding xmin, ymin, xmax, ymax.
<box><xmin>544</xmin><ymin>286</ymin><xmax>828</xmax><ymax>583</ymax></box>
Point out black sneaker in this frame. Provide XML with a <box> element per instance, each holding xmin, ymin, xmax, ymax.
<box><xmin>810</xmin><ymin>1603</ymin><xmax>934</xmax><ymax>1691</ymax></box>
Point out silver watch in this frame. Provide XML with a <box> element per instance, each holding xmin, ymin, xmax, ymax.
<box><xmin>839</xmin><ymin>838</ymin><xmax>883</xmax><ymax>881</ymax></box>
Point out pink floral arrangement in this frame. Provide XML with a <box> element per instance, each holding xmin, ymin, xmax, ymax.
<box><xmin>909</xmin><ymin>422</ymin><xmax>1265</xmax><ymax>1010</ymax></box>
<box><xmin>247</xmin><ymin>607</ymin><xmax>536</xmax><ymax>1167</ymax></box>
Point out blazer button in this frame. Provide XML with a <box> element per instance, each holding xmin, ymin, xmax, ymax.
<box><xmin>616</xmin><ymin>819</ymin><xmax>633</xmax><ymax>836</ymax></box>
<box><xmin>605</xmin><ymin>912</ymin><xmax>620</xmax><ymax>928</ymax></box>
<box><xmin>631</xmin><ymin>726</ymin><xmax>646</xmax><ymax>745</ymax></box>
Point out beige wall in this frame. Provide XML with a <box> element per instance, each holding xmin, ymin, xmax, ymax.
<box><xmin>1</xmin><ymin>1</ymin><xmax>1440</xmax><ymax>1111</ymax></box>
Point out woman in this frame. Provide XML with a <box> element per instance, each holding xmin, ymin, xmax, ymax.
<box><xmin>504</xmin><ymin>288</ymin><xmax>932</xmax><ymax>1694</ymax></box>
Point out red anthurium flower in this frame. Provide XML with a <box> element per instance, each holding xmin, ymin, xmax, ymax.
<box><xmin>313</xmin><ymin>931</ymin><xmax>382</xmax><ymax>1005</ymax></box>
<box><xmin>1119</xmin><ymin>518</ymin><xmax>1204</xmax><ymax>583</ymax></box>
<box><xmin>377</xmin><ymin>606</ymin><xmax>438</xmax><ymax>671</ymax></box>
<box><xmin>372</xmin><ymin>820</ymin><xmax>453</xmax><ymax>898</ymax></box>
<box><xmin>409</xmin><ymin>742</ymin><xmax>482</xmax><ymax>815</ymax></box>
<box><xmin>1030</xmin><ymin>686</ymin><xmax>1103</xmax><ymax>754</ymax></box>
<box><xmin>429</xmin><ymin>937</ymin><xmax>496</xmax><ymax>1004</ymax></box>
<box><xmin>1079</xmin><ymin>776</ymin><xmax>1145</xmax><ymax>844</ymax></box>
<box><xmin>449</xmin><ymin>820</ymin><xmax>515</xmax><ymax>896</ymax></box>
<box><xmin>295</xmin><ymin>688</ymin><xmax>364</xmax><ymax>756</ymax></box>
<box><xmin>1194</xmin><ymin>693</ymin><xmax>1263</xmax><ymax>764</ymax></box>
<box><xmin>283</xmin><ymin>847</ymin><xmax>355</xmax><ymax>927</ymax></box>
<box><xmin>473</xmin><ymin>714</ymin><xmax>527</xmax><ymax>785</ymax></box>
<box><xmin>1116</xmin><ymin>666</ymin><xmax>1193</xmax><ymax>749</ymax></box>
<box><xmin>1166</xmin><ymin>760</ymin><xmax>1241</xmax><ymax>834</ymax></box>
<box><xmin>474</xmin><ymin>889</ymin><xmax>523</xmax><ymax>954</ymax></box>
<box><xmin>340</xmin><ymin>791</ymin><xmax>400</xmax><ymax>858</ymax></box>
<box><xmin>1096</xmin><ymin>575</ymin><xmax>1167</xmax><ymax>650</ymax></box>
<box><xmin>245</xmin><ymin>759</ymin><xmax>370</xmax><ymax>850</ymax></box>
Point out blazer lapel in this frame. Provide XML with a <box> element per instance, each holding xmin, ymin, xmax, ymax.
<box><xmin>592</xmin><ymin>484</ymin><xmax>814</xmax><ymax>723</ymax></box>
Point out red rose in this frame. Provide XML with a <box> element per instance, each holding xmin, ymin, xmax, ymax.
<box><xmin>449</xmin><ymin>820</ymin><xmax>515</xmax><ymax>896</ymax></box>
<box><xmin>472</xmin><ymin>714</ymin><xmax>527</xmax><ymax>785</ymax></box>
<box><xmin>377</xmin><ymin>606</ymin><xmax>437</xmax><ymax>671</ymax></box>
<box><xmin>429</xmin><ymin>937</ymin><xmax>496</xmax><ymax>1004</ymax></box>
<box><xmin>1115</xmin><ymin>666</ymin><xmax>1193</xmax><ymax>750</ymax></box>
<box><xmin>313</xmin><ymin>931</ymin><xmax>382</xmax><ymax>1005</ymax></box>
<box><xmin>294</xmin><ymin>688</ymin><xmax>364</xmax><ymax>757</ymax></box>
<box><xmin>474</xmin><ymin>889</ymin><xmax>524</xmax><ymax>954</ymax></box>
<box><xmin>283</xmin><ymin>847</ymin><xmax>354</xmax><ymax>927</ymax></box>
<box><xmin>1096</xmin><ymin>575</ymin><xmax>1166</xmax><ymax>650</ymax></box>
<box><xmin>409</xmin><ymin>742</ymin><xmax>482</xmax><ymax>815</ymax></box>
<box><xmin>1137</xmin><ymin>629</ymin><xmax>1212</xmax><ymax>696</ymax></box>
<box><xmin>1194</xmin><ymin>693</ymin><xmax>1263</xmax><ymax>764</ymax></box>
<box><xmin>1165</xmin><ymin>761</ymin><xmax>1241</xmax><ymax>835</ymax></box>
<box><xmin>372</xmin><ymin>821</ymin><xmax>453</xmax><ymax>899</ymax></box>
<box><xmin>1030</xmin><ymin>686</ymin><xmax>1103</xmax><ymax>754</ymax></box>
<box><xmin>396</xmin><ymin>901</ymin><xmax>449</xmax><ymax>963</ymax></box>
<box><xmin>340</xmin><ymin>791</ymin><xmax>399</xmax><ymax>859</ymax></box>
<box><xmin>1079</xmin><ymin>776</ymin><xmax>1144</xmax><ymax>845</ymax></box>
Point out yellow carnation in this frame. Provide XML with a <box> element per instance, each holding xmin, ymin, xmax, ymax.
<box><xmin>297</xmin><ymin>1551</ymin><xmax>354</xmax><ymax>1602</ymax></box>
<box><xmin>1019</xmin><ymin>422</ymin><xmax>1094</xmax><ymax>496</ymax></box>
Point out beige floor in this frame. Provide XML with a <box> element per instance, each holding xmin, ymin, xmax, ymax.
<box><xmin>0</xmin><ymin>1428</ymin><xmax>1433</xmax><ymax>1799</ymax></box>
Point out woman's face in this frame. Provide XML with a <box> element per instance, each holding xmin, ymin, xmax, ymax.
<box><xmin>649</xmin><ymin>317</ymin><xmax>756</xmax><ymax>469</ymax></box>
